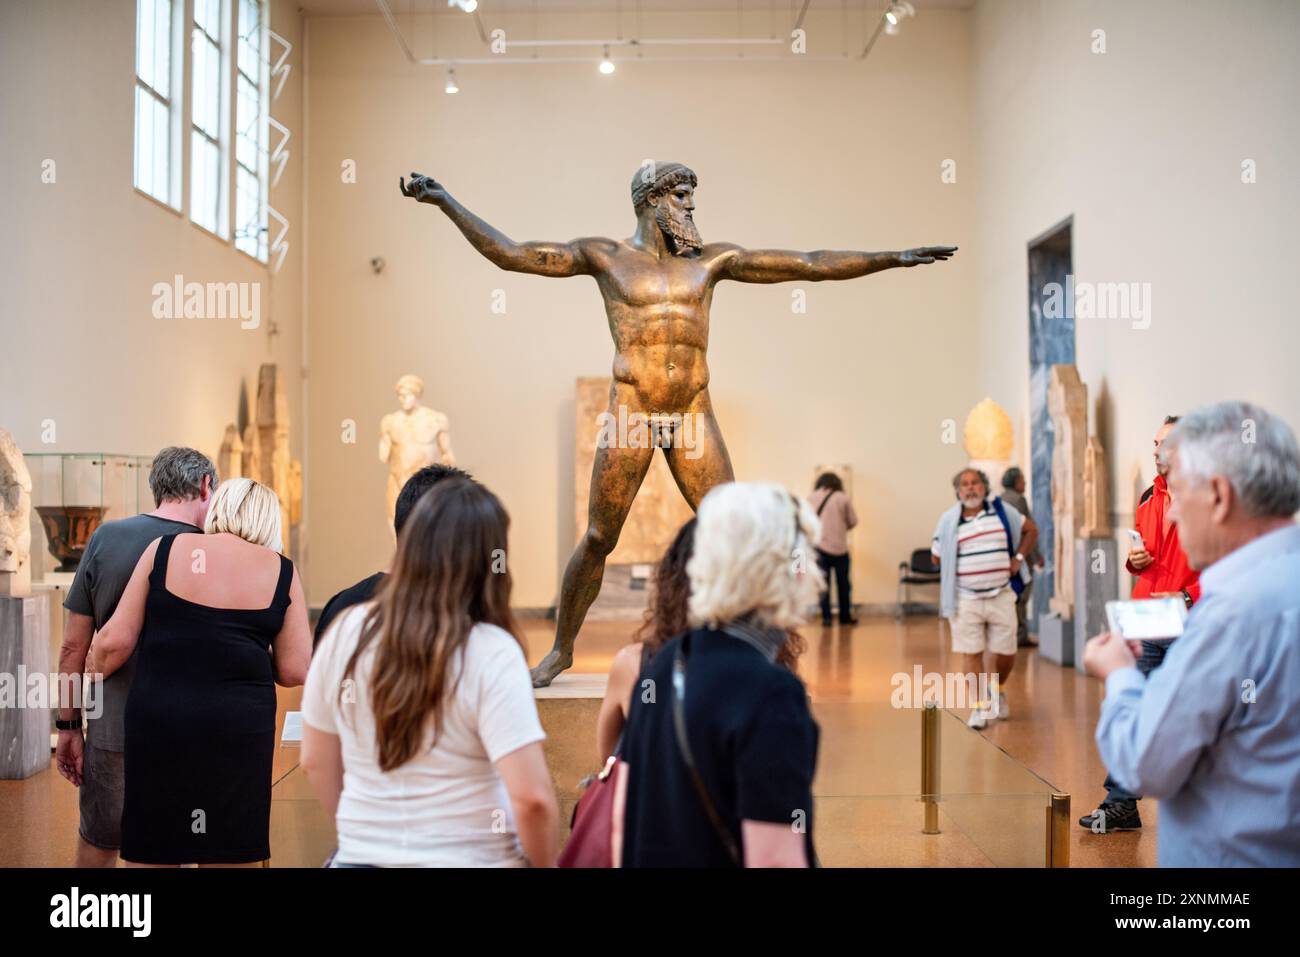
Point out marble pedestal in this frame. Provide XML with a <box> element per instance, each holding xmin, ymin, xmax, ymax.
<box><xmin>1037</xmin><ymin>612</ymin><xmax>1074</xmax><ymax>667</ymax></box>
<box><xmin>534</xmin><ymin>673</ymin><xmax>608</xmax><ymax>805</ymax></box>
<box><xmin>1073</xmin><ymin>537</ymin><xmax>1118</xmax><ymax>674</ymax></box>
<box><xmin>0</xmin><ymin>593</ymin><xmax>51</xmax><ymax>779</ymax></box>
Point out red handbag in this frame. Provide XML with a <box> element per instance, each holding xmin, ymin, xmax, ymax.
<box><xmin>557</xmin><ymin>752</ymin><xmax>627</xmax><ymax>868</ymax></box>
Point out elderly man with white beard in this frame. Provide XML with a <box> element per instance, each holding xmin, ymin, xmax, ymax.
<box><xmin>1085</xmin><ymin>401</ymin><xmax>1300</xmax><ymax>866</ymax></box>
<box><xmin>931</xmin><ymin>468</ymin><xmax>1037</xmax><ymax>729</ymax></box>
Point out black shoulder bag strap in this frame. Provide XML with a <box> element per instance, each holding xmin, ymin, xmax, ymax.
<box><xmin>671</xmin><ymin>640</ymin><xmax>743</xmax><ymax>866</ymax></box>
<box><xmin>816</xmin><ymin>489</ymin><xmax>835</xmax><ymax>517</ymax></box>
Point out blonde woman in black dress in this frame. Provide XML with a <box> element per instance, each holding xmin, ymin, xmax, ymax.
<box><xmin>88</xmin><ymin>478</ymin><xmax>311</xmax><ymax>866</ymax></box>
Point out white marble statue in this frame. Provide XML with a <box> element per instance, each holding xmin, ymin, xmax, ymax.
<box><xmin>379</xmin><ymin>374</ymin><xmax>455</xmax><ymax>528</ymax></box>
<box><xmin>0</xmin><ymin>428</ymin><xmax>33</xmax><ymax>598</ymax></box>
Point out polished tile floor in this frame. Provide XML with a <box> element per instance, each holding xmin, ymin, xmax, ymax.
<box><xmin>0</xmin><ymin>615</ymin><xmax>1156</xmax><ymax>867</ymax></box>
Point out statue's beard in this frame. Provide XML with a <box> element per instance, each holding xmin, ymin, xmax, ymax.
<box><xmin>656</xmin><ymin>204</ymin><xmax>702</xmax><ymax>252</ymax></box>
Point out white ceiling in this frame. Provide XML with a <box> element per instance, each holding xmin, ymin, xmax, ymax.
<box><xmin>297</xmin><ymin>1</ymin><xmax>975</xmax><ymax>17</ymax></box>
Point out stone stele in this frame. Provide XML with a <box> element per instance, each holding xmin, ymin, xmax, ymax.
<box><xmin>1047</xmin><ymin>364</ymin><xmax>1087</xmax><ymax>619</ymax></box>
<box><xmin>1079</xmin><ymin>434</ymin><xmax>1112</xmax><ymax>539</ymax></box>
<box><xmin>218</xmin><ymin>423</ymin><xmax>244</xmax><ymax>481</ymax></box>
<box><xmin>0</xmin><ymin>428</ymin><xmax>33</xmax><ymax>598</ymax></box>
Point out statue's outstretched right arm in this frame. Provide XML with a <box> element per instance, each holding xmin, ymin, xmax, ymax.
<box><xmin>400</xmin><ymin>173</ymin><xmax>591</xmax><ymax>277</ymax></box>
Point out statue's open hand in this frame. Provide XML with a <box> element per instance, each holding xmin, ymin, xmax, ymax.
<box><xmin>899</xmin><ymin>245</ymin><xmax>958</xmax><ymax>266</ymax></box>
<box><xmin>400</xmin><ymin>172</ymin><xmax>447</xmax><ymax>206</ymax></box>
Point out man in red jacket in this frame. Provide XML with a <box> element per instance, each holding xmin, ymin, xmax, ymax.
<box><xmin>1081</xmin><ymin>415</ymin><xmax>1201</xmax><ymax>833</ymax></box>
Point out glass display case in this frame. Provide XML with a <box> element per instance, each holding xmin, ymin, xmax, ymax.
<box><xmin>25</xmin><ymin>453</ymin><xmax>153</xmax><ymax>582</ymax></box>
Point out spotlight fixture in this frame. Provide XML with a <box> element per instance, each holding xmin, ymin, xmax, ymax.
<box><xmin>445</xmin><ymin>67</ymin><xmax>459</xmax><ymax>94</ymax></box>
<box><xmin>447</xmin><ymin>0</ymin><xmax>478</xmax><ymax>12</ymax></box>
<box><xmin>884</xmin><ymin>1</ymin><xmax>915</xmax><ymax>36</ymax></box>
<box><xmin>599</xmin><ymin>45</ymin><xmax>615</xmax><ymax>74</ymax></box>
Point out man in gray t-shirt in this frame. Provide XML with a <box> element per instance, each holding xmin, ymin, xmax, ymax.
<box><xmin>55</xmin><ymin>447</ymin><xmax>215</xmax><ymax>867</ymax></box>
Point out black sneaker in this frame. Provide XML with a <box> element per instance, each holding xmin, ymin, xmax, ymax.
<box><xmin>1078</xmin><ymin>802</ymin><xmax>1142</xmax><ymax>833</ymax></box>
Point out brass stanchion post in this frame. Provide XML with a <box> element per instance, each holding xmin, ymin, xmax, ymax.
<box><xmin>1045</xmin><ymin>792</ymin><xmax>1070</xmax><ymax>867</ymax></box>
<box><xmin>921</xmin><ymin>700</ymin><xmax>940</xmax><ymax>834</ymax></box>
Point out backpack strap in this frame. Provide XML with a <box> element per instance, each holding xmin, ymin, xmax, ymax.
<box><xmin>991</xmin><ymin>497</ymin><xmax>1025</xmax><ymax>594</ymax></box>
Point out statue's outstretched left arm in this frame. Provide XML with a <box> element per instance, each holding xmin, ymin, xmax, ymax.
<box><xmin>717</xmin><ymin>244</ymin><xmax>956</xmax><ymax>283</ymax></box>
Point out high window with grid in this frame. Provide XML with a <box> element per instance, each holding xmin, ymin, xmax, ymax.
<box><xmin>133</xmin><ymin>0</ymin><xmax>180</xmax><ymax>207</ymax></box>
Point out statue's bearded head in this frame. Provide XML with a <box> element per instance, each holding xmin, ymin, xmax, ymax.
<box><xmin>631</xmin><ymin>161</ymin><xmax>701</xmax><ymax>252</ymax></box>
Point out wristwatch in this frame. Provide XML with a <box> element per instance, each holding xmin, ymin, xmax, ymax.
<box><xmin>54</xmin><ymin>718</ymin><xmax>82</xmax><ymax>732</ymax></box>
<box><xmin>1014</xmin><ymin>553</ymin><xmax>1025</xmax><ymax>562</ymax></box>
<box><xmin>1180</xmin><ymin>588</ymin><xmax>1193</xmax><ymax>609</ymax></box>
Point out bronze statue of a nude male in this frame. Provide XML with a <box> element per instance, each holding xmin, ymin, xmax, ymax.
<box><xmin>400</xmin><ymin>162</ymin><xmax>956</xmax><ymax>685</ymax></box>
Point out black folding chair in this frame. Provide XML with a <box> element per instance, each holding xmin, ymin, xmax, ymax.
<box><xmin>896</xmin><ymin>548</ymin><xmax>940</xmax><ymax>618</ymax></box>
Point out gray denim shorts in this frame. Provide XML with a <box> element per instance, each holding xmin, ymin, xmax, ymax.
<box><xmin>79</xmin><ymin>744</ymin><xmax>125</xmax><ymax>851</ymax></box>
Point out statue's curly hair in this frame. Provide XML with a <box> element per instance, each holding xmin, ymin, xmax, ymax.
<box><xmin>630</xmin><ymin>161</ymin><xmax>697</xmax><ymax>213</ymax></box>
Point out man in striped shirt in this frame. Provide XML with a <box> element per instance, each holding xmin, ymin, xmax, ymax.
<box><xmin>931</xmin><ymin>469</ymin><xmax>1038</xmax><ymax>729</ymax></box>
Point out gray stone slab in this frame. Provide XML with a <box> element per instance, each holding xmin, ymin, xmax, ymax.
<box><xmin>1074</xmin><ymin>537</ymin><xmax>1118</xmax><ymax>674</ymax></box>
<box><xmin>0</xmin><ymin>594</ymin><xmax>51</xmax><ymax>779</ymax></box>
<box><xmin>1038</xmin><ymin>611</ymin><xmax>1073</xmax><ymax>667</ymax></box>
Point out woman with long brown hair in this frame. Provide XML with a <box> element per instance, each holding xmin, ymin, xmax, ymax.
<box><xmin>595</xmin><ymin>517</ymin><xmax>806</xmax><ymax>762</ymax></box>
<box><xmin>301</xmin><ymin>477</ymin><xmax>558</xmax><ymax>867</ymax></box>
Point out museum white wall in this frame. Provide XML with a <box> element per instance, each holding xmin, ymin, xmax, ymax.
<box><xmin>970</xmin><ymin>0</ymin><xmax>1300</xmax><ymax>522</ymax></box>
<box><xmin>303</xmin><ymin>7</ymin><xmax>980</xmax><ymax>609</ymax></box>
<box><xmin>0</xmin><ymin>0</ymin><xmax>306</xmax><ymax>537</ymax></box>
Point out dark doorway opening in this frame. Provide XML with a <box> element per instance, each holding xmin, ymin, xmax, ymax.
<box><xmin>1027</xmin><ymin>218</ymin><xmax>1074</xmax><ymax>632</ymax></box>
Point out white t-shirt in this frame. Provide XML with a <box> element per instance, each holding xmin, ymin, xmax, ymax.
<box><xmin>302</xmin><ymin>604</ymin><xmax>546</xmax><ymax>867</ymax></box>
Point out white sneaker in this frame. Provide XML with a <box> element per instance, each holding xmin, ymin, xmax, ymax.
<box><xmin>995</xmin><ymin>692</ymin><xmax>1009</xmax><ymax>719</ymax></box>
<box><xmin>967</xmin><ymin>705</ymin><xmax>992</xmax><ymax>729</ymax></box>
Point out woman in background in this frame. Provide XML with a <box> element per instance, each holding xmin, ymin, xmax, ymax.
<box><xmin>89</xmin><ymin>478</ymin><xmax>311</xmax><ymax>867</ymax></box>
<box><xmin>300</xmin><ymin>476</ymin><xmax>558</xmax><ymax>867</ymax></box>
<box><xmin>809</xmin><ymin>471</ymin><xmax>859</xmax><ymax>626</ymax></box>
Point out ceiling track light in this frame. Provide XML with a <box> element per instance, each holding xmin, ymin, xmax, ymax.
<box><xmin>445</xmin><ymin>67</ymin><xmax>459</xmax><ymax>93</ymax></box>
<box><xmin>884</xmin><ymin>1</ymin><xmax>915</xmax><ymax>36</ymax></box>
<box><xmin>447</xmin><ymin>0</ymin><xmax>478</xmax><ymax>13</ymax></box>
<box><xmin>599</xmin><ymin>44</ymin><xmax>615</xmax><ymax>74</ymax></box>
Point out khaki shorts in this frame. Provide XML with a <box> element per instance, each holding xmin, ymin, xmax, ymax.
<box><xmin>79</xmin><ymin>743</ymin><xmax>125</xmax><ymax>851</ymax></box>
<box><xmin>951</xmin><ymin>589</ymin><xmax>1017</xmax><ymax>656</ymax></box>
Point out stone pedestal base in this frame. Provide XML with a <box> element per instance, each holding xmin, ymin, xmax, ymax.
<box><xmin>1073</xmin><ymin>537</ymin><xmax>1118</xmax><ymax>674</ymax></box>
<box><xmin>1037</xmin><ymin>612</ymin><xmax>1074</xmax><ymax>667</ymax></box>
<box><xmin>534</xmin><ymin>673</ymin><xmax>609</xmax><ymax>800</ymax></box>
<box><xmin>0</xmin><ymin>593</ymin><xmax>51</xmax><ymax>779</ymax></box>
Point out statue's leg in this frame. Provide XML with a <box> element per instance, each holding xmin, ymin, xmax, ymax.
<box><xmin>534</xmin><ymin>411</ymin><xmax>654</xmax><ymax>687</ymax></box>
<box><xmin>662</xmin><ymin>390</ymin><xmax>736</xmax><ymax>510</ymax></box>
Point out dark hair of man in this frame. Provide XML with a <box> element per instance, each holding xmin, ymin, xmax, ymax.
<box><xmin>148</xmin><ymin>447</ymin><xmax>217</xmax><ymax>507</ymax></box>
<box><xmin>1164</xmin><ymin>415</ymin><xmax>1180</xmax><ymax>425</ymax></box>
<box><xmin>1001</xmin><ymin>466</ymin><xmax>1023</xmax><ymax>490</ymax></box>
<box><xmin>345</xmin><ymin>477</ymin><xmax>520</xmax><ymax>772</ymax></box>
<box><xmin>635</xmin><ymin>517</ymin><xmax>804</xmax><ymax>669</ymax></box>
<box><xmin>813</xmin><ymin>472</ymin><xmax>844</xmax><ymax>493</ymax></box>
<box><xmin>393</xmin><ymin>464</ymin><xmax>472</xmax><ymax>537</ymax></box>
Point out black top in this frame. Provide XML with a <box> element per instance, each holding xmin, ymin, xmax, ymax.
<box><xmin>62</xmin><ymin>514</ymin><xmax>202</xmax><ymax>751</ymax></box>
<box><xmin>121</xmin><ymin>534</ymin><xmax>294</xmax><ymax>864</ymax></box>
<box><xmin>314</xmin><ymin>572</ymin><xmax>386</xmax><ymax>649</ymax></box>
<box><xmin>621</xmin><ymin>627</ymin><xmax>819</xmax><ymax>867</ymax></box>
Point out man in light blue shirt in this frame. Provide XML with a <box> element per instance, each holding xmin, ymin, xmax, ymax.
<box><xmin>1085</xmin><ymin>401</ymin><xmax>1300</xmax><ymax>866</ymax></box>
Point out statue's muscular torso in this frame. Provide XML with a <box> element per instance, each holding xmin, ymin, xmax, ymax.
<box><xmin>581</xmin><ymin>238</ymin><xmax>738</xmax><ymax>412</ymax></box>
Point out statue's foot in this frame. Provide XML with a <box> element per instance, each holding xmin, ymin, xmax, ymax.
<box><xmin>530</xmin><ymin>650</ymin><xmax>573</xmax><ymax>688</ymax></box>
